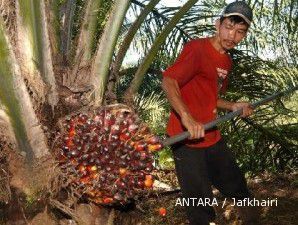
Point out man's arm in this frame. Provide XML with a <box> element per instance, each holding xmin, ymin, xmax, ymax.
<box><xmin>217</xmin><ymin>98</ymin><xmax>253</xmax><ymax>117</ymax></box>
<box><xmin>162</xmin><ymin>76</ymin><xmax>204</xmax><ymax>139</ymax></box>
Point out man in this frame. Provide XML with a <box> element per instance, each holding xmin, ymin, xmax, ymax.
<box><xmin>162</xmin><ymin>1</ymin><xmax>259</xmax><ymax>225</ymax></box>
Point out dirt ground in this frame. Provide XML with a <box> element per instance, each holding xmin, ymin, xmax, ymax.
<box><xmin>114</xmin><ymin>172</ymin><xmax>298</xmax><ymax>225</ymax></box>
<box><xmin>0</xmin><ymin>171</ymin><xmax>297</xmax><ymax>225</ymax></box>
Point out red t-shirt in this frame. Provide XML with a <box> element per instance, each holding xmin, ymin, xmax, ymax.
<box><xmin>163</xmin><ymin>38</ymin><xmax>232</xmax><ymax>148</ymax></box>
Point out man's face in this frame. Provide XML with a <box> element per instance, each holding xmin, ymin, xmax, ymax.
<box><xmin>216</xmin><ymin>17</ymin><xmax>248</xmax><ymax>50</ymax></box>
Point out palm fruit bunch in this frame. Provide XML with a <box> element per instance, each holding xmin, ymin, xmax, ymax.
<box><xmin>54</xmin><ymin>105</ymin><xmax>163</xmax><ymax>205</ymax></box>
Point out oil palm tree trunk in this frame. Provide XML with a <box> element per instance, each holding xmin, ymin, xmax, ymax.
<box><xmin>16</xmin><ymin>0</ymin><xmax>58</xmax><ymax>110</ymax></box>
<box><xmin>46</xmin><ymin>0</ymin><xmax>61</xmax><ymax>58</ymax></box>
<box><xmin>61</xmin><ymin>0</ymin><xmax>77</xmax><ymax>61</ymax></box>
<box><xmin>74</xmin><ymin>0</ymin><xmax>102</xmax><ymax>65</ymax></box>
<box><xmin>0</xmin><ymin>16</ymin><xmax>50</xmax><ymax>160</ymax></box>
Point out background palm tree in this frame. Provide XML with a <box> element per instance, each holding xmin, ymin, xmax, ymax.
<box><xmin>0</xmin><ymin>0</ymin><xmax>297</xmax><ymax>223</ymax></box>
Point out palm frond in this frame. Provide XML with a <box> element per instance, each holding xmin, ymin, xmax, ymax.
<box><xmin>219</xmin><ymin>52</ymin><xmax>298</xmax><ymax>174</ymax></box>
<box><xmin>0</xmin><ymin>16</ymin><xmax>50</xmax><ymax>160</ymax></box>
<box><xmin>125</xmin><ymin>0</ymin><xmax>199</xmax><ymax>99</ymax></box>
<box><xmin>90</xmin><ymin>0</ymin><xmax>130</xmax><ymax>106</ymax></box>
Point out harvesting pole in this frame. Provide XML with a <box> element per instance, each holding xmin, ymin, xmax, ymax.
<box><xmin>162</xmin><ymin>86</ymin><xmax>298</xmax><ymax>147</ymax></box>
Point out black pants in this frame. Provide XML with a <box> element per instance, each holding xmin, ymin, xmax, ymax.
<box><xmin>172</xmin><ymin>139</ymin><xmax>251</xmax><ymax>225</ymax></box>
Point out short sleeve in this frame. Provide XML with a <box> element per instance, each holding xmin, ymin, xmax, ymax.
<box><xmin>162</xmin><ymin>41</ymin><xmax>199</xmax><ymax>87</ymax></box>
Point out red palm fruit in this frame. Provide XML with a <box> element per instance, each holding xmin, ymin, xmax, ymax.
<box><xmin>81</xmin><ymin>161</ymin><xmax>88</xmax><ymax>166</ymax></box>
<box><xmin>78</xmin><ymin>114</ymin><xmax>88</xmax><ymax>123</ymax></box>
<box><xmin>137</xmin><ymin>179</ymin><xmax>144</xmax><ymax>188</ymax></box>
<box><xmin>147</xmin><ymin>136</ymin><xmax>160</xmax><ymax>144</ymax></box>
<box><xmin>90</xmin><ymin>173</ymin><xmax>99</xmax><ymax>180</ymax></box>
<box><xmin>105</xmin><ymin>166</ymin><xmax>112</xmax><ymax>172</ymax></box>
<box><xmin>116</xmin><ymin>181</ymin><xmax>126</xmax><ymax>189</ymax></box>
<box><xmin>87</xmin><ymin>165</ymin><xmax>97</xmax><ymax>172</ymax></box>
<box><xmin>93</xmin><ymin>197</ymin><xmax>103</xmax><ymax>204</ymax></box>
<box><xmin>95</xmin><ymin>191</ymin><xmax>102</xmax><ymax>197</ymax></box>
<box><xmin>64</xmin><ymin>136</ymin><xmax>70</xmax><ymax>141</ymax></box>
<box><xmin>121</xmin><ymin>147</ymin><xmax>129</xmax><ymax>154</ymax></box>
<box><xmin>89</xmin><ymin>158</ymin><xmax>95</xmax><ymax>164</ymax></box>
<box><xmin>126</xmin><ymin>143</ymin><xmax>134</xmax><ymax>150</ymax></box>
<box><xmin>68</xmin><ymin>127</ymin><xmax>76</xmax><ymax>137</ymax></box>
<box><xmin>102</xmin><ymin>146</ymin><xmax>109</xmax><ymax>153</ymax></box>
<box><xmin>62</xmin><ymin>146</ymin><xmax>69</xmax><ymax>152</ymax></box>
<box><xmin>111</xmin><ymin>124</ymin><xmax>120</xmax><ymax>134</ymax></box>
<box><xmin>137</xmin><ymin>161</ymin><xmax>146</xmax><ymax>170</ymax></box>
<box><xmin>125</xmin><ymin>154</ymin><xmax>131</xmax><ymax>161</ymax></box>
<box><xmin>94</xmin><ymin>116</ymin><xmax>102</xmax><ymax>124</ymax></box>
<box><xmin>127</xmin><ymin>140</ymin><xmax>135</xmax><ymax>147</ymax></box>
<box><xmin>125</xmin><ymin>115</ymin><xmax>133</xmax><ymax>123</ymax></box>
<box><xmin>139</xmin><ymin>151</ymin><xmax>147</xmax><ymax>160</ymax></box>
<box><xmin>110</xmin><ymin>134</ymin><xmax>119</xmax><ymax>141</ymax></box>
<box><xmin>80</xmin><ymin>176</ymin><xmax>90</xmax><ymax>184</ymax></box>
<box><xmin>135</xmin><ymin>141</ymin><xmax>147</xmax><ymax>151</ymax></box>
<box><xmin>91</xmin><ymin>136</ymin><xmax>99</xmax><ymax>143</ymax></box>
<box><xmin>68</xmin><ymin>149</ymin><xmax>79</xmax><ymax>157</ymax></box>
<box><xmin>110</xmin><ymin>141</ymin><xmax>120</xmax><ymax>148</ymax></box>
<box><xmin>76</xmin><ymin>146</ymin><xmax>82</xmax><ymax>152</ymax></box>
<box><xmin>103</xmin><ymin>197</ymin><xmax>114</xmax><ymax>204</ymax></box>
<box><xmin>128</xmin><ymin>177</ymin><xmax>135</xmax><ymax>187</ymax></box>
<box><xmin>57</xmin><ymin>152</ymin><xmax>67</xmax><ymax>161</ymax></box>
<box><xmin>145</xmin><ymin>163</ymin><xmax>153</xmax><ymax>172</ymax></box>
<box><xmin>99</xmin><ymin>175</ymin><xmax>106</xmax><ymax>183</ymax></box>
<box><xmin>80</xmin><ymin>153</ymin><xmax>89</xmax><ymax>161</ymax></box>
<box><xmin>119</xmin><ymin>168</ymin><xmax>127</xmax><ymax>176</ymax></box>
<box><xmin>88</xmin><ymin>190</ymin><xmax>99</xmax><ymax>197</ymax></box>
<box><xmin>66</xmin><ymin>139</ymin><xmax>74</xmax><ymax>148</ymax></box>
<box><xmin>94</xmin><ymin>158</ymin><xmax>101</xmax><ymax>165</ymax></box>
<box><xmin>104</xmin><ymin>154</ymin><xmax>110</xmax><ymax>160</ymax></box>
<box><xmin>132</xmin><ymin>151</ymin><xmax>141</xmax><ymax>159</ymax></box>
<box><xmin>89</xmin><ymin>151</ymin><xmax>98</xmax><ymax>158</ymax></box>
<box><xmin>119</xmin><ymin>160</ymin><xmax>127</xmax><ymax>167</ymax></box>
<box><xmin>128</xmin><ymin>124</ymin><xmax>138</xmax><ymax>133</ymax></box>
<box><xmin>119</xmin><ymin>132</ymin><xmax>130</xmax><ymax>141</ymax></box>
<box><xmin>104</xmin><ymin>115</ymin><xmax>115</xmax><ymax>126</ymax></box>
<box><xmin>88</xmin><ymin>190</ymin><xmax>96</xmax><ymax>197</ymax></box>
<box><xmin>144</xmin><ymin>175</ymin><xmax>153</xmax><ymax>188</ymax></box>
<box><xmin>148</xmin><ymin>143</ymin><xmax>163</xmax><ymax>152</ymax></box>
<box><xmin>55</xmin><ymin>105</ymin><xmax>161</xmax><ymax>204</ymax></box>
<box><xmin>79</xmin><ymin>170</ymin><xmax>88</xmax><ymax>177</ymax></box>
<box><xmin>158</xmin><ymin>207</ymin><xmax>167</xmax><ymax>217</ymax></box>
<box><xmin>78</xmin><ymin>164</ymin><xmax>86</xmax><ymax>172</ymax></box>
<box><xmin>138</xmin><ymin>171</ymin><xmax>145</xmax><ymax>177</ymax></box>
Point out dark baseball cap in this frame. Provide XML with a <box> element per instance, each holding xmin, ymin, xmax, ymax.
<box><xmin>222</xmin><ymin>1</ymin><xmax>253</xmax><ymax>25</ymax></box>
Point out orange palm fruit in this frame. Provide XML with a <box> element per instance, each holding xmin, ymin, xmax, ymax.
<box><xmin>158</xmin><ymin>207</ymin><xmax>167</xmax><ymax>217</ymax></box>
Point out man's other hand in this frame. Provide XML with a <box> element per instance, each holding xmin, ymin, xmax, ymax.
<box><xmin>181</xmin><ymin>112</ymin><xmax>205</xmax><ymax>139</ymax></box>
<box><xmin>231</xmin><ymin>102</ymin><xmax>253</xmax><ymax>117</ymax></box>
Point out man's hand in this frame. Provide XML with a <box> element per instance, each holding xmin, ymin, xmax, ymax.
<box><xmin>181</xmin><ymin>112</ymin><xmax>205</xmax><ymax>139</ymax></box>
<box><xmin>231</xmin><ymin>102</ymin><xmax>253</xmax><ymax>117</ymax></box>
